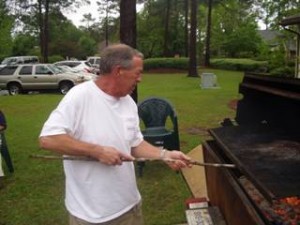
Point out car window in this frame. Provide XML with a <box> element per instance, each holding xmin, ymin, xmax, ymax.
<box><xmin>55</xmin><ymin>61</ymin><xmax>81</xmax><ymax>67</ymax></box>
<box><xmin>31</xmin><ymin>58</ymin><xmax>39</xmax><ymax>63</ymax></box>
<box><xmin>59</xmin><ymin>62</ymin><xmax>79</xmax><ymax>67</ymax></box>
<box><xmin>69</xmin><ymin>62</ymin><xmax>81</xmax><ymax>67</ymax></box>
<box><xmin>84</xmin><ymin>62</ymin><xmax>92</xmax><ymax>67</ymax></box>
<box><xmin>19</xmin><ymin>66</ymin><xmax>33</xmax><ymax>75</ymax></box>
<box><xmin>36</xmin><ymin>65</ymin><xmax>52</xmax><ymax>75</ymax></box>
<box><xmin>1</xmin><ymin>58</ymin><xmax>10</xmax><ymax>65</ymax></box>
<box><xmin>0</xmin><ymin>66</ymin><xmax>18</xmax><ymax>75</ymax></box>
<box><xmin>5</xmin><ymin>58</ymin><xmax>17</xmax><ymax>65</ymax></box>
<box><xmin>24</xmin><ymin>57</ymin><xmax>38</xmax><ymax>63</ymax></box>
<box><xmin>48</xmin><ymin>64</ymin><xmax>61</xmax><ymax>74</ymax></box>
<box><xmin>95</xmin><ymin>59</ymin><xmax>100</xmax><ymax>64</ymax></box>
<box><xmin>16</xmin><ymin>58</ymin><xmax>24</xmax><ymax>64</ymax></box>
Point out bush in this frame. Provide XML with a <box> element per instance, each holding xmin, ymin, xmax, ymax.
<box><xmin>48</xmin><ymin>55</ymin><xmax>65</xmax><ymax>63</ymax></box>
<box><xmin>210</xmin><ymin>58</ymin><xmax>268</xmax><ymax>72</ymax></box>
<box><xmin>144</xmin><ymin>57</ymin><xmax>292</xmax><ymax>75</ymax></box>
<box><xmin>144</xmin><ymin>57</ymin><xmax>189</xmax><ymax>71</ymax></box>
<box><xmin>287</xmin><ymin>60</ymin><xmax>295</xmax><ymax>67</ymax></box>
<box><xmin>269</xmin><ymin>66</ymin><xmax>295</xmax><ymax>77</ymax></box>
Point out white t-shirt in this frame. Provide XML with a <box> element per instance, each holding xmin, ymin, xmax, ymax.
<box><xmin>40</xmin><ymin>80</ymin><xmax>144</xmax><ymax>223</ymax></box>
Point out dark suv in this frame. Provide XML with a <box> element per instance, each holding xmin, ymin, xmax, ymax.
<box><xmin>0</xmin><ymin>64</ymin><xmax>86</xmax><ymax>95</ymax></box>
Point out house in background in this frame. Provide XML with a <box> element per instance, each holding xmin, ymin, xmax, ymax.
<box><xmin>257</xmin><ymin>29</ymin><xmax>297</xmax><ymax>59</ymax></box>
<box><xmin>280</xmin><ymin>14</ymin><xmax>300</xmax><ymax>78</ymax></box>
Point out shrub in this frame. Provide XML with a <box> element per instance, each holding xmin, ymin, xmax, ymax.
<box><xmin>143</xmin><ymin>57</ymin><xmax>281</xmax><ymax>74</ymax></box>
<box><xmin>269</xmin><ymin>66</ymin><xmax>294</xmax><ymax>77</ymax></box>
<box><xmin>48</xmin><ymin>55</ymin><xmax>65</xmax><ymax>63</ymax></box>
<box><xmin>144</xmin><ymin>57</ymin><xmax>189</xmax><ymax>71</ymax></box>
<box><xmin>210</xmin><ymin>58</ymin><xmax>268</xmax><ymax>72</ymax></box>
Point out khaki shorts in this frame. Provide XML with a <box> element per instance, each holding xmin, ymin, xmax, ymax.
<box><xmin>69</xmin><ymin>202</ymin><xmax>144</xmax><ymax>225</ymax></box>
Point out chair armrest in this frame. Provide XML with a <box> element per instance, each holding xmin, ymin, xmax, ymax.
<box><xmin>142</xmin><ymin>127</ymin><xmax>173</xmax><ymax>137</ymax></box>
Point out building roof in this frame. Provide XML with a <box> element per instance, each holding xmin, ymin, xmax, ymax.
<box><xmin>280</xmin><ymin>14</ymin><xmax>300</xmax><ymax>26</ymax></box>
<box><xmin>257</xmin><ymin>30</ymin><xmax>283</xmax><ymax>47</ymax></box>
<box><xmin>257</xmin><ymin>30</ymin><xmax>296</xmax><ymax>51</ymax></box>
<box><xmin>258</xmin><ymin>30</ymin><xmax>282</xmax><ymax>42</ymax></box>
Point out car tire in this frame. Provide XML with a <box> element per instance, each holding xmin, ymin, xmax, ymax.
<box><xmin>8</xmin><ymin>83</ymin><xmax>22</xmax><ymax>96</ymax></box>
<box><xmin>59</xmin><ymin>82</ymin><xmax>73</xmax><ymax>95</ymax></box>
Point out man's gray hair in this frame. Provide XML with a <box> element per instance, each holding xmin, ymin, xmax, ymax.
<box><xmin>99</xmin><ymin>44</ymin><xmax>143</xmax><ymax>75</ymax></box>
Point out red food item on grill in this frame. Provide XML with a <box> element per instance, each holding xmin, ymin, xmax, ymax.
<box><xmin>273</xmin><ymin>196</ymin><xmax>300</xmax><ymax>225</ymax></box>
<box><xmin>240</xmin><ymin>176</ymin><xmax>300</xmax><ymax>225</ymax></box>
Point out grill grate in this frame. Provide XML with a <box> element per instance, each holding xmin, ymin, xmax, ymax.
<box><xmin>209</xmin><ymin>125</ymin><xmax>300</xmax><ymax>201</ymax></box>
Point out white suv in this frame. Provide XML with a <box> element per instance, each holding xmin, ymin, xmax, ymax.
<box><xmin>87</xmin><ymin>57</ymin><xmax>100</xmax><ymax>74</ymax></box>
<box><xmin>87</xmin><ymin>57</ymin><xmax>100</xmax><ymax>68</ymax></box>
<box><xmin>1</xmin><ymin>56</ymin><xmax>39</xmax><ymax>67</ymax></box>
<box><xmin>0</xmin><ymin>64</ymin><xmax>86</xmax><ymax>95</ymax></box>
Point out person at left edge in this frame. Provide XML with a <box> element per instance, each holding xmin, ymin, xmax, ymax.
<box><xmin>0</xmin><ymin>110</ymin><xmax>6</xmax><ymax>178</ymax></box>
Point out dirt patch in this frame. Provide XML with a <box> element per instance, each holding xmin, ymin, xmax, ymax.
<box><xmin>186</xmin><ymin>127</ymin><xmax>209</xmax><ymax>136</ymax></box>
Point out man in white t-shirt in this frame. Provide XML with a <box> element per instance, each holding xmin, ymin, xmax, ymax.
<box><xmin>39</xmin><ymin>44</ymin><xmax>191</xmax><ymax>225</ymax></box>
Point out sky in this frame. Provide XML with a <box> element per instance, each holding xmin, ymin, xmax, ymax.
<box><xmin>63</xmin><ymin>1</ymin><xmax>99</xmax><ymax>27</ymax></box>
<box><xmin>64</xmin><ymin>3</ymin><xmax>265</xmax><ymax>29</ymax></box>
<box><xmin>63</xmin><ymin>2</ymin><xmax>144</xmax><ymax>28</ymax></box>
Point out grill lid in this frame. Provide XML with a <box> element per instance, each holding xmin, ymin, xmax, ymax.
<box><xmin>210</xmin><ymin>125</ymin><xmax>300</xmax><ymax>201</ymax></box>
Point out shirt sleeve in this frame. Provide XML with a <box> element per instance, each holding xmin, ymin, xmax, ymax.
<box><xmin>128</xmin><ymin>98</ymin><xmax>144</xmax><ymax>147</ymax></box>
<box><xmin>40</xmin><ymin>93</ymin><xmax>78</xmax><ymax>137</ymax></box>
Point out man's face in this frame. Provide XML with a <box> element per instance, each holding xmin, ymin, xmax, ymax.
<box><xmin>118</xmin><ymin>56</ymin><xmax>143</xmax><ymax>96</ymax></box>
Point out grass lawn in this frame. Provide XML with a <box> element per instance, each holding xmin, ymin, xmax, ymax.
<box><xmin>0</xmin><ymin>68</ymin><xmax>243</xmax><ymax>225</ymax></box>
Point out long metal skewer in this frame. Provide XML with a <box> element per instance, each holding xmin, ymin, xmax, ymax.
<box><xmin>30</xmin><ymin>154</ymin><xmax>236</xmax><ymax>168</ymax></box>
<box><xmin>188</xmin><ymin>159</ymin><xmax>236</xmax><ymax>168</ymax></box>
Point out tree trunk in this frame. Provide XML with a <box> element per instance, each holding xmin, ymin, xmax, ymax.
<box><xmin>184</xmin><ymin>0</ymin><xmax>189</xmax><ymax>57</ymax></box>
<box><xmin>120</xmin><ymin>0</ymin><xmax>136</xmax><ymax>48</ymax></box>
<box><xmin>204</xmin><ymin>0</ymin><xmax>212</xmax><ymax>67</ymax></box>
<box><xmin>37</xmin><ymin>0</ymin><xmax>44</xmax><ymax>62</ymax></box>
<box><xmin>44</xmin><ymin>0</ymin><xmax>49</xmax><ymax>63</ymax></box>
<box><xmin>104</xmin><ymin>0</ymin><xmax>109</xmax><ymax>47</ymax></box>
<box><xmin>163</xmin><ymin>0</ymin><xmax>171</xmax><ymax>56</ymax></box>
<box><xmin>105</xmin><ymin>8</ymin><xmax>108</xmax><ymax>46</ymax></box>
<box><xmin>188</xmin><ymin>0</ymin><xmax>198</xmax><ymax>77</ymax></box>
<box><xmin>120</xmin><ymin>0</ymin><xmax>138</xmax><ymax>102</ymax></box>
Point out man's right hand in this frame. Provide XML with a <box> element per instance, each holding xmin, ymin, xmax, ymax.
<box><xmin>90</xmin><ymin>145</ymin><xmax>135</xmax><ymax>166</ymax></box>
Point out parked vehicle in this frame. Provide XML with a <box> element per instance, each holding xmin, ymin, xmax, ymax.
<box><xmin>0</xmin><ymin>64</ymin><xmax>86</xmax><ymax>95</ymax></box>
<box><xmin>56</xmin><ymin>65</ymin><xmax>97</xmax><ymax>81</ymax></box>
<box><xmin>54</xmin><ymin>60</ymin><xmax>96</xmax><ymax>74</ymax></box>
<box><xmin>87</xmin><ymin>56</ymin><xmax>100</xmax><ymax>75</ymax></box>
<box><xmin>0</xmin><ymin>56</ymin><xmax>39</xmax><ymax>67</ymax></box>
<box><xmin>87</xmin><ymin>56</ymin><xmax>100</xmax><ymax>67</ymax></box>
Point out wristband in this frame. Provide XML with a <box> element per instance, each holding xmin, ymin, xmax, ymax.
<box><xmin>160</xmin><ymin>149</ymin><xmax>167</xmax><ymax>159</ymax></box>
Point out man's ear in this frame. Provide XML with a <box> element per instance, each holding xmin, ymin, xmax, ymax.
<box><xmin>112</xmin><ymin>65</ymin><xmax>121</xmax><ymax>76</ymax></box>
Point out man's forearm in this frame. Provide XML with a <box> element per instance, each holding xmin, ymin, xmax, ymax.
<box><xmin>131</xmin><ymin>140</ymin><xmax>164</xmax><ymax>159</ymax></box>
<box><xmin>39</xmin><ymin>134</ymin><xmax>98</xmax><ymax>157</ymax></box>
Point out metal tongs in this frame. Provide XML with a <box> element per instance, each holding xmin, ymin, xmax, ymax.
<box><xmin>30</xmin><ymin>154</ymin><xmax>236</xmax><ymax>168</ymax></box>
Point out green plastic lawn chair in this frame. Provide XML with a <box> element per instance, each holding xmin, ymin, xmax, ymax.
<box><xmin>137</xmin><ymin>97</ymin><xmax>180</xmax><ymax>176</ymax></box>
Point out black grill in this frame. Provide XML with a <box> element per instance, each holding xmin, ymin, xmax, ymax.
<box><xmin>203</xmin><ymin>72</ymin><xmax>300</xmax><ymax>225</ymax></box>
